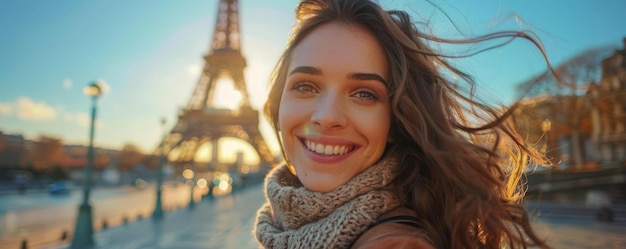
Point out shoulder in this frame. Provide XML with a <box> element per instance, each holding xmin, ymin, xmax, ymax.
<box><xmin>351</xmin><ymin>207</ymin><xmax>436</xmax><ymax>249</ymax></box>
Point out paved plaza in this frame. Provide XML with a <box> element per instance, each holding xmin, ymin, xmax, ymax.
<box><xmin>31</xmin><ymin>186</ymin><xmax>626</xmax><ymax>249</ymax></box>
<box><xmin>532</xmin><ymin>220</ymin><xmax>626</xmax><ymax>248</ymax></box>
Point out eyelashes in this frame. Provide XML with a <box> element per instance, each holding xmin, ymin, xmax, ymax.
<box><xmin>351</xmin><ymin>88</ymin><xmax>379</xmax><ymax>101</ymax></box>
<box><xmin>291</xmin><ymin>82</ymin><xmax>318</xmax><ymax>94</ymax></box>
<box><xmin>288</xmin><ymin>80</ymin><xmax>383</xmax><ymax>103</ymax></box>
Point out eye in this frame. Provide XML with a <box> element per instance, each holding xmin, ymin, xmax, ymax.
<box><xmin>291</xmin><ymin>82</ymin><xmax>318</xmax><ymax>94</ymax></box>
<box><xmin>351</xmin><ymin>88</ymin><xmax>379</xmax><ymax>101</ymax></box>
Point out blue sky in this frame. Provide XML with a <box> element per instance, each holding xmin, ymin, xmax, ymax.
<box><xmin>0</xmin><ymin>0</ymin><xmax>624</xmax><ymax>158</ymax></box>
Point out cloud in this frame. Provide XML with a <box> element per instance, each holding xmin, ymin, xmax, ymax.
<box><xmin>0</xmin><ymin>97</ymin><xmax>97</xmax><ymax>128</ymax></box>
<box><xmin>0</xmin><ymin>103</ymin><xmax>13</xmax><ymax>115</ymax></box>
<box><xmin>16</xmin><ymin>97</ymin><xmax>56</xmax><ymax>120</ymax></box>
<box><xmin>64</xmin><ymin>112</ymin><xmax>73</xmax><ymax>121</ymax></box>
<box><xmin>67</xmin><ymin>111</ymin><xmax>101</xmax><ymax>127</ymax></box>
<box><xmin>75</xmin><ymin>112</ymin><xmax>90</xmax><ymax>127</ymax></box>
<box><xmin>63</xmin><ymin>78</ymin><xmax>73</xmax><ymax>89</ymax></box>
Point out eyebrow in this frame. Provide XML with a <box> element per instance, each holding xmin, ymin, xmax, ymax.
<box><xmin>289</xmin><ymin>66</ymin><xmax>387</xmax><ymax>85</ymax></box>
<box><xmin>349</xmin><ymin>73</ymin><xmax>387</xmax><ymax>85</ymax></box>
<box><xmin>288</xmin><ymin>66</ymin><xmax>322</xmax><ymax>76</ymax></box>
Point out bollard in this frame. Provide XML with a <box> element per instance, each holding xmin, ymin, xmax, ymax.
<box><xmin>61</xmin><ymin>230</ymin><xmax>68</xmax><ymax>241</ymax></box>
<box><xmin>21</xmin><ymin>239</ymin><xmax>27</xmax><ymax>249</ymax></box>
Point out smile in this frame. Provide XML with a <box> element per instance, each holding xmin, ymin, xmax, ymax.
<box><xmin>302</xmin><ymin>139</ymin><xmax>355</xmax><ymax>156</ymax></box>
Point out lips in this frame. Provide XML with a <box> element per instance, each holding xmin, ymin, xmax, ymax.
<box><xmin>302</xmin><ymin>138</ymin><xmax>355</xmax><ymax>156</ymax></box>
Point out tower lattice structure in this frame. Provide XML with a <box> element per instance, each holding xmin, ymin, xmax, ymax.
<box><xmin>160</xmin><ymin>0</ymin><xmax>275</xmax><ymax>169</ymax></box>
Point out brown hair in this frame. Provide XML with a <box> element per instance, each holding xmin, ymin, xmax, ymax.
<box><xmin>264</xmin><ymin>0</ymin><xmax>551</xmax><ymax>248</ymax></box>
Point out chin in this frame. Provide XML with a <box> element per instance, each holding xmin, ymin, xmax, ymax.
<box><xmin>299</xmin><ymin>177</ymin><xmax>338</xmax><ymax>192</ymax></box>
<box><xmin>304</xmin><ymin>184</ymin><xmax>337</xmax><ymax>193</ymax></box>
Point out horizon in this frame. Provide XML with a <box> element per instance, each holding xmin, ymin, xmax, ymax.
<box><xmin>1</xmin><ymin>0</ymin><xmax>625</xmax><ymax>163</ymax></box>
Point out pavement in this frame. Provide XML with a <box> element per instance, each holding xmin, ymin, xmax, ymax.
<box><xmin>41</xmin><ymin>186</ymin><xmax>265</xmax><ymax>249</ymax></box>
<box><xmin>532</xmin><ymin>221</ymin><xmax>626</xmax><ymax>249</ymax></box>
<box><xmin>30</xmin><ymin>186</ymin><xmax>626</xmax><ymax>249</ymax></box>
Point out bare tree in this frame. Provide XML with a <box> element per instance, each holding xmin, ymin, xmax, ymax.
<box><xmin>516</xmin><ymin>46</ymin><xmax>615</xmax><ymax>97</ymax></box>
<box><xmin>117</xmin><ymin>143</ymin><xmax>145</xmax><ymax>172</ymax></box>
<box><xmin>31</xmin><ymin>135</ymin><xmax>65</xmax><ymax>170</ymax></box>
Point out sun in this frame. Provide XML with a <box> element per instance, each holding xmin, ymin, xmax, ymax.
<box><xmin>211</xmin><ymin>77</ymin><xmax>243</xmax><ymax>110</ymax></box>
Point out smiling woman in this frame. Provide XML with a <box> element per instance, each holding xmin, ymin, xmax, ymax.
<box><xmin>278</xmin><ymin>22</ymin><xmax>391</xmax><ymax>193</ymax></box>
<box><xmin>253</xmin><ymin>0</ymin><xmax>553</xmax><ymax>249</ymax></box>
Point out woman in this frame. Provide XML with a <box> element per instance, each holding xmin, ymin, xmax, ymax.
<box><xmin>254</xmin><ymin>0</ymin><xmax>551</xmax><ymax>248</ymax></box>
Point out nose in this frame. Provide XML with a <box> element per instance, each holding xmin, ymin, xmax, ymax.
<box><xmin>310</xmin><ymin>91</ymin><xmax>348</xmax><ymax>130</ymax></box>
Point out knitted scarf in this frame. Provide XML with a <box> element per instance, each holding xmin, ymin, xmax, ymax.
<box><xmin>254</xmin><ymin>157</ymin><xmax>400</xmax><ymax>249</ymax></box>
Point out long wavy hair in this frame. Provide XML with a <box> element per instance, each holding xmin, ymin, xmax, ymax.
<box><xmin>264</xmin><ymin>0</ymin><xmax>551</xmax><ymax>248</ymax></box>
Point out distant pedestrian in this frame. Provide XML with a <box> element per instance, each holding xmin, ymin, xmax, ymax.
<box><xmin>254</xmin><ymin>0</ymin><xmax>552</xmax><ymax>248</ymax></box>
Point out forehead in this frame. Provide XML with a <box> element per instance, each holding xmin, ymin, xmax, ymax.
<box><xmin>288</xmin><ymin>22</ymin><xmax>388</xmax><ymax>78</ymax></box>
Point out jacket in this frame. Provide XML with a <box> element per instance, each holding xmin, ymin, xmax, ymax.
<box><xmin>351</xmin><ymin>207</ymin><xmax>436</xmax><ymax>249</ymax></box>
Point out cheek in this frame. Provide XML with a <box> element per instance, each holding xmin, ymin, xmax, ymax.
<box><xmin>354</xmin><ymin>108</ymin><xmax>391</xmax><ymax>140</ymax></box>
<box><xmin>277</xmin><ymin>94</ymin><xmax>305</xmax><ymax>138</ymax></box>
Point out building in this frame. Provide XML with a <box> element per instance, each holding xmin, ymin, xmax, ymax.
<box><xmin>514</xmin><ymin>94</ymin><xmax>593</xmax><ymax>169</ymax></box>
<box><xmin>0</xmin><ymin>131</ymin><xmax>28</xmax><ymax>167</ymax></box>
<box><xmin>588</xmin><ymin>38</ymin><xmax>626</xmax><ymax>165</ymax></box>
<box><xmin>514</xmin><ymin>38</ymin><xmax>626</xmax><ymax>169</ymax></box>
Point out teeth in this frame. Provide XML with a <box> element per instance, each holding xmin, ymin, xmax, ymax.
<box><xmin>315</xmin><ymin>143</ymin><xmax>324</xmax><ymax>154</ymax></box>
<box><xmin>324</xmin><ymin>145</ymin><xmax>333</xmax><ymax>155</ymax></box>
<box><xmin>305</xmin><ymin>140</ymin><xmax>352</xmax><ymax>156</ymax></box>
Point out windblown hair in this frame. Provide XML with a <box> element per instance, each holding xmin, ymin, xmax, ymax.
<box><xmin>264</xmin><ymin>0</ymin><xmax>551</xmax><ymax>248</ymax></box>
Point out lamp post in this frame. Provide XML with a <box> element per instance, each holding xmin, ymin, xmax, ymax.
<box><xmin>541</xmin><ymin>119</ymin><xmax>552</xmax><ymax>153</ymax></box>
<box><xmin>71</xmin><ymin>80</ymin><xmax>108</xmax><ymax>249</ymax></box>
<box><xmin>542</xmin><ymin>118</ymin><xmax>554</xmax><ymax>172</ymax></box>
<box><xmin>185</xmin><ymin>162</ymin><xmax>196</xmax><ymax>209</ymax></box>
<box><xmin>152</xmin><ymin>117</ymin><xmax>167</xmax><ymax>219</ymax></box>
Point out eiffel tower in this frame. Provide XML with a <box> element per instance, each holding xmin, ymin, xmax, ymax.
<box><xmin>160</xmin><ymin>0</ymin><xmax>275</xmax><ymax>170</ymax></box>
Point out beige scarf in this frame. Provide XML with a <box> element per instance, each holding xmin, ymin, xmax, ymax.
<box><xmin>254</xmin><ymin>157</ymin><xmax>400</xmax><ymax>249</ymax></box>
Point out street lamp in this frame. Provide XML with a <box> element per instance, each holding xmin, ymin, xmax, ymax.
<box><xmin>71</xmin><ymin>80</ymin><xmax>108</xmax><ymax>249</ymax></box>
<box><xmin>184</xmin><ymin>163</ymin><xmax>196</xmax><ymax>209</ymax></box>
<box><xmin>152</xmin><ymin>117</ymin><xmax>167</xmax><ymax>219</ymax></box>
<box><xmin>542</xmin><ymin>119</ymin><xmax>552</xmax><ymax>153</ymax></box>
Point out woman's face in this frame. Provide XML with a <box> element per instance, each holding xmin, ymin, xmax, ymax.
<box><xmin>278</xmin><ymin>22</ymin><xmax>391</xmax><ymax>192</ymax></box>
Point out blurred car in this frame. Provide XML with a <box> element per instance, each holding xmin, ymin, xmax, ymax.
<box><xmin>48</xmin><ymin>181</ymin><xmax>71</xmax><ymax>195</ymax></box>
